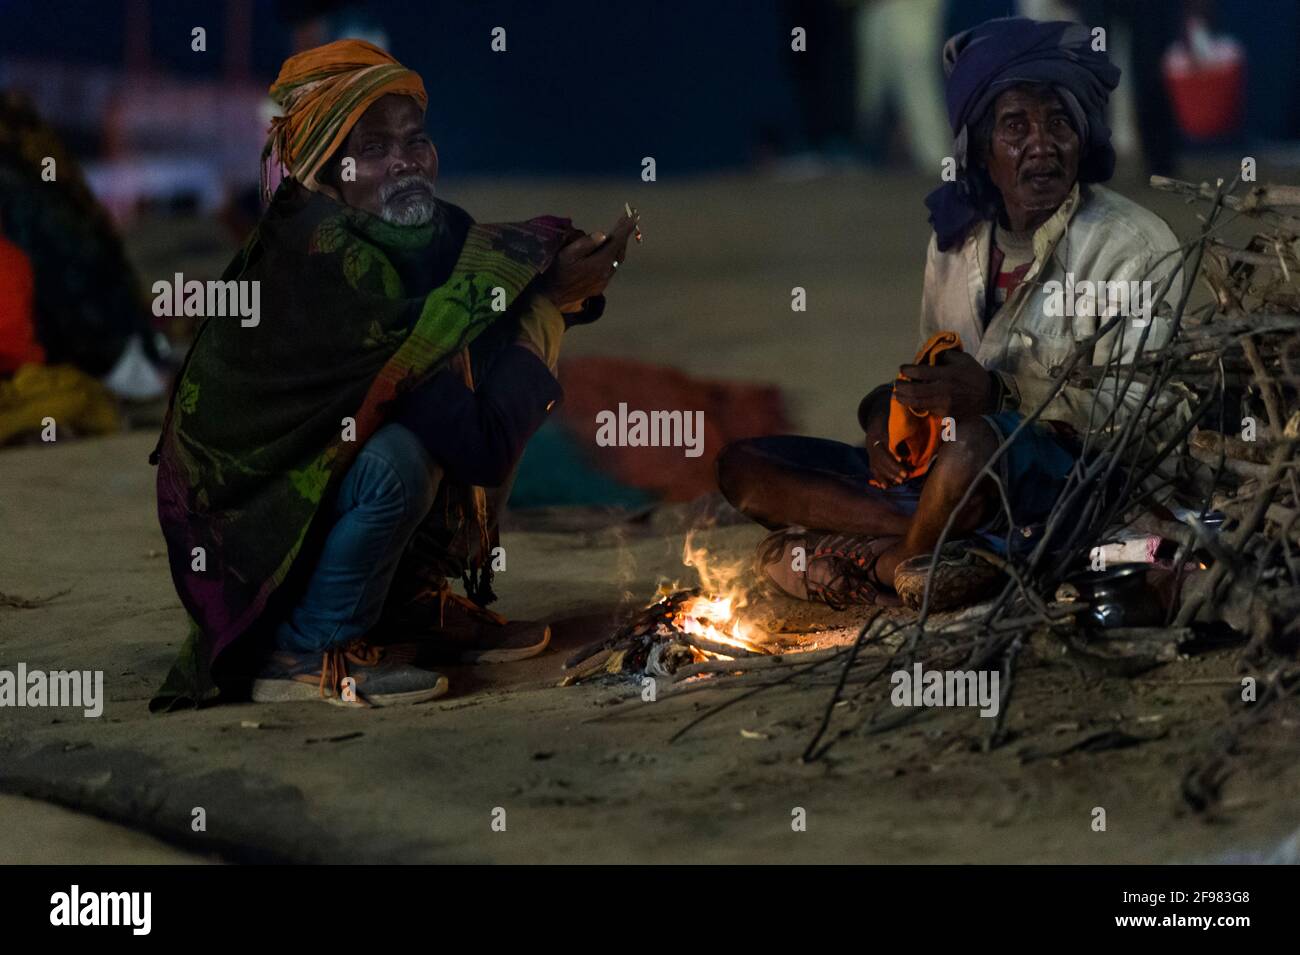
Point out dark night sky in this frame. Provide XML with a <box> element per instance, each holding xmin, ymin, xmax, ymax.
<box><xmin>0</xmin><ymin>0</ymin><xmax>801</xmax><ymax>174</ymax></box>
<box><xmin>2</xmin><ymin>0</ymin><xmax>1297</xmax><ymax>174</ymax></box>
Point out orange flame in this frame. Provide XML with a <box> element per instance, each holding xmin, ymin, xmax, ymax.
<box><xmin>674</xmin><ymin>593</ymin><xmax>764</xmax><ymax>655</ymax></box>
<box><xmin>669</xmin><ymin>531</ymin><xmax>767</xmax><ymax>658</ymax></box>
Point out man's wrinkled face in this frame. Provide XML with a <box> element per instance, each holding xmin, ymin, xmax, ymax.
<box><xmin>982</xmin><ymin>86</ymin><xmax>1080</xmax><ymax>232</ymax></box>
<box><xmin>334</xmin><ymin>94</ymin><xmax>439</xmax><ymax>226</ymax></box>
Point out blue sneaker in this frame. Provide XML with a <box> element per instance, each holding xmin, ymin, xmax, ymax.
<box><xmin>251</xmin><ymin>640</ymin><xmax>449</xmax><ymax>707</ymax></box>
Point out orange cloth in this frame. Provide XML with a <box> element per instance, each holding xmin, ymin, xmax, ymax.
<box><xmin>262</xmin><ymin>39</ymin><xmax>427</xmax><ymax>199</ymax></box>
<box><xmin>0</xmin><ymin>234</ymin><xmax>45</xmax><ymax>374</ymax></box>
<box><xmin>885</xmin><ymin>330</ymin><xmax>963</xmax><ymax>482</ymax></box>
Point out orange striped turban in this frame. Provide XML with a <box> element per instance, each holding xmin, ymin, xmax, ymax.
<box><xmin>262</xmin><ymin>39</ymin><xmax>427</xmax><ymax>199</ymax></box>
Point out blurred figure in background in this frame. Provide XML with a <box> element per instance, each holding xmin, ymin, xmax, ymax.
<box><xmin>1016</xmin><ymin>0</ymin><xmax>1080</xmax><ymax>19</ymax></box>
<box><xmin>852</xmin><ymin>0</ymin><xmax>951</xmax><ymax>168</ymax></box>
<box><xmin>0</xmin><ymin>92</ymin><xmax>166</xmax><ymax>444</ymax></box>
<box><xmin>770</xmin><ymin>0</ymin><xmax>859</xmax><ymax>172</ymax></box>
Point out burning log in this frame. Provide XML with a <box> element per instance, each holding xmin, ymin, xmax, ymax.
<box><xmin>560</xmin><ymin>587</ymin><xmax>771</xmax><ymax>686</ymax></box>
<box><xmin>677</xmin><ymin>631</ymin><xmax>765</xmax><ymax>659</ymax></box>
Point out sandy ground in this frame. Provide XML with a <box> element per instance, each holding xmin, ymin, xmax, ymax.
<box><xmin>3</xmin><ymin>170</ymin><xmax>1299</xmax><ymax>863</ymax></box>
<box><xmin>0</xmin><ymin>794</ymin><xmax>212</xmax><ymax>864</ymax></box>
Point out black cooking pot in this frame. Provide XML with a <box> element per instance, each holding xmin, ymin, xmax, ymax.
<box><xmin>1066</xmin><ymin>563</ymin><xmax>1163</xmax><ymax>631</ymax></box>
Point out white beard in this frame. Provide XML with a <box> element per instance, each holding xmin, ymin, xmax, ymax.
<box><xmin>379</xmin><ymin>175</ymin><xmax>440</xmax><ymax>227</ymax></box>
<box><xmin>381</xmin><ymin>194</ymin><xmax>438</xmax><ymax>227</ymax></box>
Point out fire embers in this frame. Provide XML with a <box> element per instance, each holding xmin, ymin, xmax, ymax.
<box><xmin>560</xmin><ymin>587</ymin><xmax>768</xmax><ymax>686</ymax></box>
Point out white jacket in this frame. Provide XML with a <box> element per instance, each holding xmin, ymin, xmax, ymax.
<box><xmin>919</xmin><ymin>183</ymin><xmax>1189</xmax><ymax>481</ymax></box>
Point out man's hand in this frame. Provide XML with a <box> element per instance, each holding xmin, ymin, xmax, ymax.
<box><xmin>538</xmin><ymin>212</ymin><xmax>638</xmax><ymax>315</ymax></box>
<box><xmin>860</xmin><ymin>385</ymin><xmax>908</xmax><ymax>486</ymax></box>
<box><xmin>892</xmin><ymin>351</ymin><xmax>995</xmax><ymax>420</ymax></box>
<box><xmin>867</xmin><ymin>428</ymin><xmax>908</xmax><ymax>486</ymax></box>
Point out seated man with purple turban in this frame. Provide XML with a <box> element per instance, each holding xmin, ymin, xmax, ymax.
<box><xmin>151</xmin><ymin>40</ymin><xmax>637</xmax><ymax>709</ymax></box>
<box><xmin>718</xmin><ymin>17</ymin><xmax>1186</xmax><ymax>612</ymax></box>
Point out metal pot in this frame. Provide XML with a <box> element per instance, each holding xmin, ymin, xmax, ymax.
<box><xmin>1066</xmin><ymin>563</ymin><xmax>1163</xmax><ymax>631</ymax></box>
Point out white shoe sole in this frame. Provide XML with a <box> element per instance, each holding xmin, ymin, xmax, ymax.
<box><xmin>250</xmin><ymin>674</ymin><xmax>449</xmax><ymax>707</ymax></box>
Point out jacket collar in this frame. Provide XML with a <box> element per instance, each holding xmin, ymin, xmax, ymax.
<box><xmin>960</xmin><ymin>182</ymin><xmax>1084</xmax><ymax>345</ymax></box>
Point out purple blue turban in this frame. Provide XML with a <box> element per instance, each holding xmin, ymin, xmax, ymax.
<box><xmin>925</xmin><ymin>17</ymin><xmax>1121</xmax><ymax>251</ymax></box>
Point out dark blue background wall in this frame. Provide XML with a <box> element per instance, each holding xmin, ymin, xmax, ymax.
<box><xmin>2</xmin><ymin>0</ymin><xmax>1296</xmax><ymax>172</ymax></box>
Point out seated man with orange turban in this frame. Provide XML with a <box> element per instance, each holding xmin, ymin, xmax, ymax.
<box><xmin>717</xmin><ymin>17</ymin><xmax>1186</xmax><ymax>613</ymax></box>
<box><xmin>151</xmin><ymin>40</ymin><xmax>637</xmax><ymax>710</ymax></box>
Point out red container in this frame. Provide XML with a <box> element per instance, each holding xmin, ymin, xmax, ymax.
<box><xmin>1163</xmin><ymin>57</ymin><xmax>1244</xmax><ymax>139</ymax></box>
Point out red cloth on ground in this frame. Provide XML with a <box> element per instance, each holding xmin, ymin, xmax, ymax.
<box><xmin>555</xmin><ymin>356</ymin><xmax>790</xmax><ymax>502</ymax></box>
<box><xmin>0</xmin><ymin>235</ymin><xmax>44</xmax><ymax>374</ymax></box>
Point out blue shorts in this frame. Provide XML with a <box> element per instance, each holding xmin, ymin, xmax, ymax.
<box><xmin>742</xmin><ymin>412</ymin><xmax>1079</xmax><ymax>556</ymax></box>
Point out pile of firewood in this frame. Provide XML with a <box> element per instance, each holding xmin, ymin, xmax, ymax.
<box><xmin>1147</xmin><ymin>177</ymin><xmax>1300</xmax><ymax>659</ymax></box>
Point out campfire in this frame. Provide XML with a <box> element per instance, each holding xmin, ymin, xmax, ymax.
<box><xmin>561</xmin><ymin>535</ymin><xmax>784</xmax><ymax>685</ymax></box>
<box><xmin>667</xmin><ymin>590</ymin><xmax>766</xmax><ymax>658</ymax></box>
<box><xmin>561</xmin><ymin>586</ymin><xmax>769</xmax><ymax>685</ymax></box>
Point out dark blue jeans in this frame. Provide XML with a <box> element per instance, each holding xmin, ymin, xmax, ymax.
<box><xmin>274</xmin><ymin>423</ymin><xmax>441</xmax><ymax>653</ymax></box>
<box><xmin>740</xmin><ymin>411</ymin><xmax>1079</xmax><ymax>556</ymax></box>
